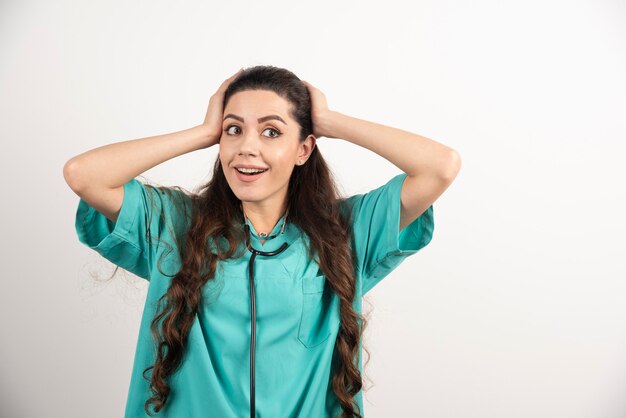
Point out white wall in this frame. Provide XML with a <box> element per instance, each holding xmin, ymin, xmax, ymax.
<box><xmin>1</xmin><ymin>0</ymin><xmax>625</xmax><ymax>417</ymax></box>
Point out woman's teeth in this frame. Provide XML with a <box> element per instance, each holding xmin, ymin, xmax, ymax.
<box><xmin>236</xmin><ymin>168</ymin><xmax>268</xmax><ymax>175</ymax></box>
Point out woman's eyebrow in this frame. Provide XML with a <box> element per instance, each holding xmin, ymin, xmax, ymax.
<box><xmin>223</xmin><ymin>114</ymin><xmax>287</xmax><ymax>125</ymax></box>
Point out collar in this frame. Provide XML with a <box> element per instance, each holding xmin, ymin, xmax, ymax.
<box><xmin>243</xmin><ymin>213</ymin><xmax>302</xmax><ymax>252</ymax></box>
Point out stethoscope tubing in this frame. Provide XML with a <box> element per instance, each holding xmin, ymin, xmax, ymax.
<box><xmin>245</xmin><ymin>224</ymin><xmax>289</xmax><ymax>418</ymax></box>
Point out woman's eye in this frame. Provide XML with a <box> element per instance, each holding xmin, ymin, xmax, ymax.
<box><xmin>224</xmin><ymin>125</ymin><xmax>241</xmax><ymax>135</ymax></box>
<box><xmin>263</xmin><ymin>127</ymin><xmax>281</xmax><ymax>138</ymax></box>
<box><xmin>223</xmin><ymin>125</ymin><xmax>280</xmax><ymax>138</ymax></box>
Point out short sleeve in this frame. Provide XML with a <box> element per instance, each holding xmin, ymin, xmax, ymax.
<box><xmin>342</xmin><ymin>173</ymin><xmax>435</xmax><ymax>295</ymax></box>
<box><xmin>74</xmin><ymin>178</ymin><xmax>191</xmax><ymax>281</ymax></box>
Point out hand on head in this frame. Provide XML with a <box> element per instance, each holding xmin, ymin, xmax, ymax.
<box><xmin>200</xmin><ymin>68</ymin><xmax>245</xmax><ymax>148</ymax></box>
<box><xmin>301</xmin><ymin>80</ymin><xmax>332</xmax><ymax>139</ymax></box>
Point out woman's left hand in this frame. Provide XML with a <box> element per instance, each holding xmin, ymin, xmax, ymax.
<box><xmin>301</xmin><ymin>80</ymin><xmax>334</xmax><ymax>138</ymax></box>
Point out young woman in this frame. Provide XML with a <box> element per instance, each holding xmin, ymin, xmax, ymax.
<box><xmin>64</xmin><ymin>65</ymin><xmax>460</xmax><ymax>418</ymax></box>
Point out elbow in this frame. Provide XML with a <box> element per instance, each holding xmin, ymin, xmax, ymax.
<box><xmin>63</xmin><ymin>158</ymin><xmax>84</xmax><ymax>193</ymax></box>
<box><xmin>441</xmin><ymin>149</ymin><xmax>462</xmax><ymax>181</ymax></box>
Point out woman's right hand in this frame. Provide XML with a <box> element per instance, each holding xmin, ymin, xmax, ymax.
<box><xmin>200</xmin><ymin>68</ymin><xmax>244</xmax><ymax>149</ymax></box>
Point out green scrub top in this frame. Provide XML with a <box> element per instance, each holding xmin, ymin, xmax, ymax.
<box><xmin>75</xmin><ymin>172</ymin><xmax>434</xmax><ymax>418</ymax></box>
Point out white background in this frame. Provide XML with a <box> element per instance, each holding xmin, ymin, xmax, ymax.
<box><xmin>1</xmin><ymin>0</ymin><xmax>625</xmax><ymax>417</ymax></box>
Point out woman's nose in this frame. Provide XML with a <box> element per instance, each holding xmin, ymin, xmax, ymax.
<box><xmin>238</xmin><ymin>129</ymin><xmax>260</xmax><ymax>155</ymax></box>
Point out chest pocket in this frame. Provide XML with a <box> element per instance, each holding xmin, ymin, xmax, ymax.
<box><xmin>298</xmin><ymin>274</ymin><xmax>340</xmax><ymax>348</ymax></box>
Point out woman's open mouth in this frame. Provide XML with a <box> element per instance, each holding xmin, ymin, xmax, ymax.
<box><xmin>234</xmin><ymin>167</ymin><xmax>268</xmax><ymax>182</ymax></box>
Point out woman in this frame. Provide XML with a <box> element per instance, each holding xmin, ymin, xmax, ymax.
<box><xmin>64</xmin><ymin>65</ymin><xmax>460</xmax><ymax>418</ymax></box>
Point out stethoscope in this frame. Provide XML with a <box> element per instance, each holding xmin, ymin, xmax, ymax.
<box><xmin>242</xmin><ymin>207</ymin><xmax>290</xmax><ymax>418</ymax></box>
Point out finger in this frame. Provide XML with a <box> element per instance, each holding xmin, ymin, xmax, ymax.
<box><xmin>223</xmin><ymin>72</ymin><xmax>240</xmax><ymax>86</ymax></box>
<box><xmin>223</xmin><ymin>68</ymin><xmax>243</xmax><ymax>84</ymax></box>
<box><xmin>217</xmin><ymin>69</ymin><xmax>243</xmax><ymax>92</ymax></box>
<box><xmin>231</xmin><ymin>68</ymin><xmax>244</xmax><ymax>78</ymax></box>
<box><xmin>302</xmin><ymin>80</ymin><xmax>317</xmax><ymax>94</ymax></box>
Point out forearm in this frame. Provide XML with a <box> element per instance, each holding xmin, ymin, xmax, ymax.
<box><xmin>318</xmin><ymin>111</ymin><xmax>458</xmax><ymax>178</ymax></box>
<box><xmin>64</xmin><ymin>124</ymin><xmax>213</xmax><ymax>191</ymax></box>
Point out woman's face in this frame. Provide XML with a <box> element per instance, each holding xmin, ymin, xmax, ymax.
<box><xmin>219</xmin><ymin>89</ymin><xmax>315</xmax><ymax>213</ymax></box>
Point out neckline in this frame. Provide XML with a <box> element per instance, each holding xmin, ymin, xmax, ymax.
<box><xmin>243</xmin><ymin>214</ymin><xmax>301</xmax><ymax>251</ymax></box>
<box><xmin>245</xmin><ymin>212</ymin><xmax>288</xmax><ymax>240</ymax></box>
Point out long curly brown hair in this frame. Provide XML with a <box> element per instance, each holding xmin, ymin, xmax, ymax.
<box><xmin>133</xmin><ymin>65</ymin><xmax>370</xmax><ymax>417</ymax></box>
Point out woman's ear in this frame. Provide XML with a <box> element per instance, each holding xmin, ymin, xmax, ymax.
<box><xmin>298</xmin><ymin>134</ymin><xmax>316</xmax><ymax>163</ymax></box>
